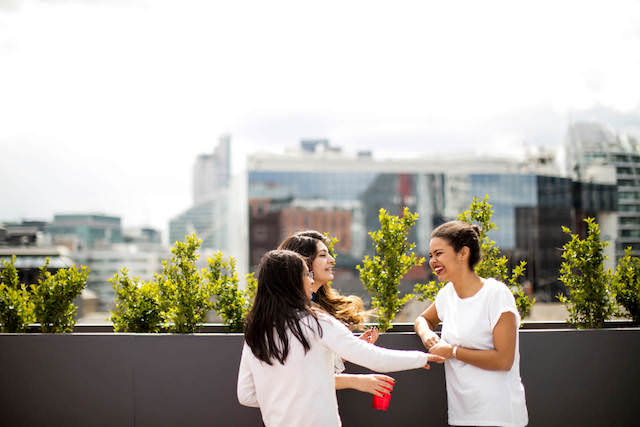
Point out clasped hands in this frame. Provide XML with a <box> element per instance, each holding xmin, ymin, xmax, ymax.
<box><xmin>422</xmin><ymin>333</ymin><xmax>455</xmax><ymax>360</ymax></box>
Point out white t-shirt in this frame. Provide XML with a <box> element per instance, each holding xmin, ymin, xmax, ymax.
<box><xmin>237</xmin><ymin>311</ymin><xmax>429</xmax><ymax>427</ymax></box>
<box><xmin>435</xmin><ymin>278</ymin><xmax>528</xmax><ymax>427</ymax></box>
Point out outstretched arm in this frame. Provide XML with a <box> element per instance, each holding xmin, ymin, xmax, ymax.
<box><xmin>319</xmin><ymin>313</ymin><xmax>443</xmax><ymax>372</ymax></box>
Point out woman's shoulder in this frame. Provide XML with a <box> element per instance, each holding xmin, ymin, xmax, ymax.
<box><xmin>482</xmin><ymin>278</ymin><xmax>515</xmax><ymax>298</ymax></box>
<box><xmin>436</xmin><ymin>281</ymin><xmax>455</xmax><ymax>296</ymax></box>
<box><xmin>314</xmin><ymin>310</ymin><xmax>342</xmax><ymax>326</ymax></box>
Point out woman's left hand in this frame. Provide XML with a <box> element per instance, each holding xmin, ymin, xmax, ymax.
<box><xmin>359</xmin><ymin>327</ymin><xmax>379</xmax><ymax>344</ymax></box>
<box><xmin>429</xmin><ymin>340</ymin><xmax>454</xmax><ymax>359</ymax></box>
<box><xmin>352</xmin><ymin>374</ymin><xmax>395</xmax><ymax>397</ymax></box>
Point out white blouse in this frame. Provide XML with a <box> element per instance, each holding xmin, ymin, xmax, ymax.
<box><xmin>237</xmin><ymin>311</ymin><xmax>429</xmax><ymax>427</ymax></box>
<box><xmin>435</xmin><ymin>278</ymin><xmax>528</xmax><ymax>427</ymax></box>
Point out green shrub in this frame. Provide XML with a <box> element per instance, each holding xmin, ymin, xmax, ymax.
<box><xmin>323</xmin><ymin>232</ymin><xmax>339</xmax><ymax>259</ymax></box>
<box><xmin>157</xmin><ymin>234</ymin><xmax>215</xmax><ymax>333</ymax></box>
<box><xmin>110</xmin><ymin>268</ymin><xmax>163</xmax><ymax>333</ymax></box>
<box><xmin>206</xmin><ymin>252</ymin><xmax>256</xmax><ymax>332</ymax></box>
<box><xmin>0</xmin><ymin>256</ymin><xmax>35</xmax><ymax>333</ymax></box>
<box><xmin>612</xmin><ymin>247</ymin><xmax>640</xmax><ymax>325</ymax></box>
<box><xmin>31</xmin><ymin>260</ymin><xmax>88</xmax><ymax>333</ymax></box>
<box><xmin>357</xmin><ymin>207</ymin><xmax>424</xmax><ymax>331</ymax></box>
<box><xmin>558</xmin><ymin>217</ymin><xmax>616</xmax><ymax>328</ymax></box>
<box><xmin>414</xmin><ymin>195</ymin><xmax>534</xmax><ymax>319</ymax></box>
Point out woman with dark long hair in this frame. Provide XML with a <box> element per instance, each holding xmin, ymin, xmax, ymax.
<box><xmin>238</xmin><ymin>249</ymin><xmax>443</xmax><ymax>427</ymax></box>
<box><xmin>278</xmin><ymin>230</ymin><xmax>394</xmax><ymax>397</ymax></box>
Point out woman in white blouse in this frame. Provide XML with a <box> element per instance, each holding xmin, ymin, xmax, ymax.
<box><xmin>238</xmin><ymin>249</ymin><xmax>443</xmax><ymax>427</ymax></box>
<box><xmin>279</xmin><ymin>230</ymin><xmax>393</xmax><ymax>398</ymax></box>
<box><xmin>414</xmin><ymin>221</ymin><xmax>528</xmax><ymax>427</ymax></box>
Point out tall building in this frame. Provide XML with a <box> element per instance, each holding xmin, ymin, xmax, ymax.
<box><xmin>170</xmin><ymin>135</ymin><xmax>248</xmax><ymax>280</ymax></box>
<box><xmin>193</xmin><ymin>135</ymin><xmax>231</xmax><ymax>205</ymax></box>
<box><xmin>566</xmin><ymin>121</ymin><xmax>640</xmax><ymax>258</ymax></box>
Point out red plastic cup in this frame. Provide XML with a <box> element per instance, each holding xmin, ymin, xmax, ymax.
<box><xmin>372</xmin><ymin>380</ymin><xmax>393</xmax><ymax>410</ymax></box>
<box><xmin>372</xmin><ymin>392</ymin><xmax>391</xmax><ymax>410</ymax></box>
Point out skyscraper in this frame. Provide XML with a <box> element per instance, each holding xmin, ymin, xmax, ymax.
<box><xmin>193</xmin><ymin>134</ymin><xmax>231</xmax><ymax>205</ymax></box>
<box><xmin>566</xmin><ymin>121</ymin><xmax>639</xmax><ymax>258</ymax></box>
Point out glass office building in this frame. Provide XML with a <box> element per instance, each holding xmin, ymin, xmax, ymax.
<box><xmin>567</xmin><ymin>121</ymin><xmax>639</xmax><ymax>258</ymax></box>
<box><xmin>250</xmin><ymin>166</ymin><xmax>616</xmax><ymax>300</ymax></box>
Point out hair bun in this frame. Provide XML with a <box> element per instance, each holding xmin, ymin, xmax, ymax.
<box><xmin>471</xmin><ymin>225</ymin><xmax>481</xmax><ymax>237</ymax></box>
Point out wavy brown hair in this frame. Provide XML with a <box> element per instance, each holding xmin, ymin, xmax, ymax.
<box><xmin>278</xmin><ymin>230</ymin><xmax>366</xmax><ymax>330</ymax></box>
<box><xmin>244</xmin><ymin>249</ymin><xmax>321</xmax><ymax>365</ymax></box>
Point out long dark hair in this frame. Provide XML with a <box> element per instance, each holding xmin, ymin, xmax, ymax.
<box><xmin>278</xmin><ymin>230</ymin><xmax>366</xmax><ymax>330</ymax></box>
<box><xmin>244</xmin><ymin>249</ymin><xmax>321</xmax><ymax>365</ymax></box>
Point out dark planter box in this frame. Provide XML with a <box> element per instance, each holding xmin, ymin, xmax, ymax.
<box><xmin>1</xmin><ymin>324</ymin><xmax>639</xmax><ymax>427</ymax></box>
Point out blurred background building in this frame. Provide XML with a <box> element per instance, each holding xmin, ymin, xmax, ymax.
<box><xmin>248</xmin><ymin>137</ymin><xmax>617</xmax><ymax>305</ymax></box>
<box><xmin>566</xmin><ymin>121</ymin><xmax>640</xmax><ymax>260</ymax></box>
<box><xmin>169</xmin><ymin>134</ymin><xmax>249</xmax><ymax>282</ymax></box>
<box><xmin>46</xmin><ymin>213</ymin><xmax>169</xmax><ymax>313</ymax></box>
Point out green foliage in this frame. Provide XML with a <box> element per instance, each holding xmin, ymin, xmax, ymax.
<box><xmin>31</xmin><ymin>260</ymin><xmax>88</xmax><ymax>333</ymax></box>
<box><xmin>323</xmin><ymin>233</ymin><xmax>339</xmax><ymax>259</ymax></box>
<box><xmin>206</xmin><ymin>252</ymin><xmax>257</xmax><ymax>332</ymax></box>
<box><xmin>110</xmin><ymin>268</ymin><xmax>163</xmax><ymax>333</ymax></box>
<box><xmin>357</xmin><ymin>207</ymin><xmax>424</xmax><ymax>331</ymax></box>
<box><xmin>414</xmin><ymin>195</ymin><xmax>534</xmax><ymax>319</ymax></box>
<box><xmin>157</xmin><ymin>234</ymin><xmax>215</xmax><ymax>333</ymax></box>
<box><xmin>558</xmin><ymin>218</ymin><xmax>616</xmax><ymax>328</ymax></box>
<box><xmin>612</xmin><ymin>247</ymin><xmax>640</xmax><ymax>325</ymax></box>
<box><xmin>0</xmin><ymin>256</ymin><xmax>35</xmax><ymax>333</ymax></box>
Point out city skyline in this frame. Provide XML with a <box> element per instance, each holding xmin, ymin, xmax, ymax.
<box><xmin>2</xmin><ymin>0</ymin><xmax>640</xmax><ymax>235</ymax></box>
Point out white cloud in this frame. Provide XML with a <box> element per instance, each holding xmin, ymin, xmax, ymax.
<box><xmin>1</xmin><ymin>0</ymin><xmax>639</xmax><ymax>232</ymax></box>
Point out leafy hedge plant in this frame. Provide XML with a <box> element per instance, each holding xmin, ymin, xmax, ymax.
<box><xmin>111</xmin><ymin>234</ymin><xmax>258</xmax><ymax>333</ymax></box>
<box><xmin>1</xmin><ymin>256</ymin><xmax>87</xmax><ymax>333</ymax></box>
<box><xmin>157</xmin><ymin>234</ymin><xmax>215</xmax><ymax>333</ymax></box>
<box><xmin>110</xmin><ymin>269</ymin><xmax>163</xmax><ymax>333</ymax></box>
<box><xmin>0</xmin><ymin>256</ymin><xmax>34</xmax><ymax>333</ymax></box>
<box><xmin>414</xmin><ymin>195</ymin><xmax>534</xmax><ymax>319</ymax></box>
<box><xmin>613</xmin><ymin>247</ymin><xmax>640</xmax><ymax>325</ymax></box>
<box><xmin>207</xmin><ymin>253</ymin><xmax>256</xmax><ymax>332</ymax></box>
<box><xmin>31</xmin><ymin>261</ymin><xmax>89</xmax><ymax>333</ymax></box>
<box><xmin>558</xmin><ymin>217</ymin><xmax>616</xmax><ymax>328</ymax></box>
<box><xmin>357</xmin><ymin>207</ymin><xmax>424</xmax><ymax>331</ymax></box>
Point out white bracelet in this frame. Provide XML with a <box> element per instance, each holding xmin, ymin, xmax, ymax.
<box><xmin>452</xmin><ymin>345</ymin><xmax>458</xmax><ymax>358</ymax></box>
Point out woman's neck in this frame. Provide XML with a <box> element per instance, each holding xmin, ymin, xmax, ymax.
<box><xmin>313</xmin><ymin>281</ymin><xmax>328</xmax><ymax>293</ymax></box>
<box><xmin>451</xmin><ymin>269</ymin><xmax>484</xmax><ymax>299</ymax></box>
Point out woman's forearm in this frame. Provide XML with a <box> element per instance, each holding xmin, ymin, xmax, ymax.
<box><xmin>414</xmin><ymin>316</ymin><xmax>439</xmax><ymax>345</ymax></box>
<box><xmin>334</xmin><ymin>374</ymin><xmax>357</xmax><ymax>390</ymax></box>
<box><xmin>334</xmin><ymin>373</ymin><xmax>396</xmax><ymax>396</ymax></box>
<box><xmin>429</xmin><ymin>342</ymin><xmax>513</xmax><ymax>371</ymax></box>
<box><xmin>455</xmin><ymin>346</ymin><xmax>514</xmax><ymax>371</ymax></box>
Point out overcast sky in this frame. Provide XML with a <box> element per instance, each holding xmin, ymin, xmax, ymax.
<box><xmin>1</xmin><ymin>0</ymin><xmax>640</xmax><ymax>238</ymax></box>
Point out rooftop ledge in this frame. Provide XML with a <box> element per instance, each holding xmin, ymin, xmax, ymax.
<box><xmin>2</xmin><ymin>323</ymin><xmax>639</xmax><ymax>426</ymax></box>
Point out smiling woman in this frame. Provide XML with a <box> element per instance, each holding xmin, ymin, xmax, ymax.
<box><xmin>415</xmin><ymin>220</ymin><xmax>528</xmax><ymax>427</ymax></box>
<box><xmin>277</xmin><ymin>230</ymin><xmax>403</xmax><ymax>398</ymax></box>
<box><xmin>278</xmin><ymin>231</ymin><xmax>366</xmax><ymax>328</ymax></box>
